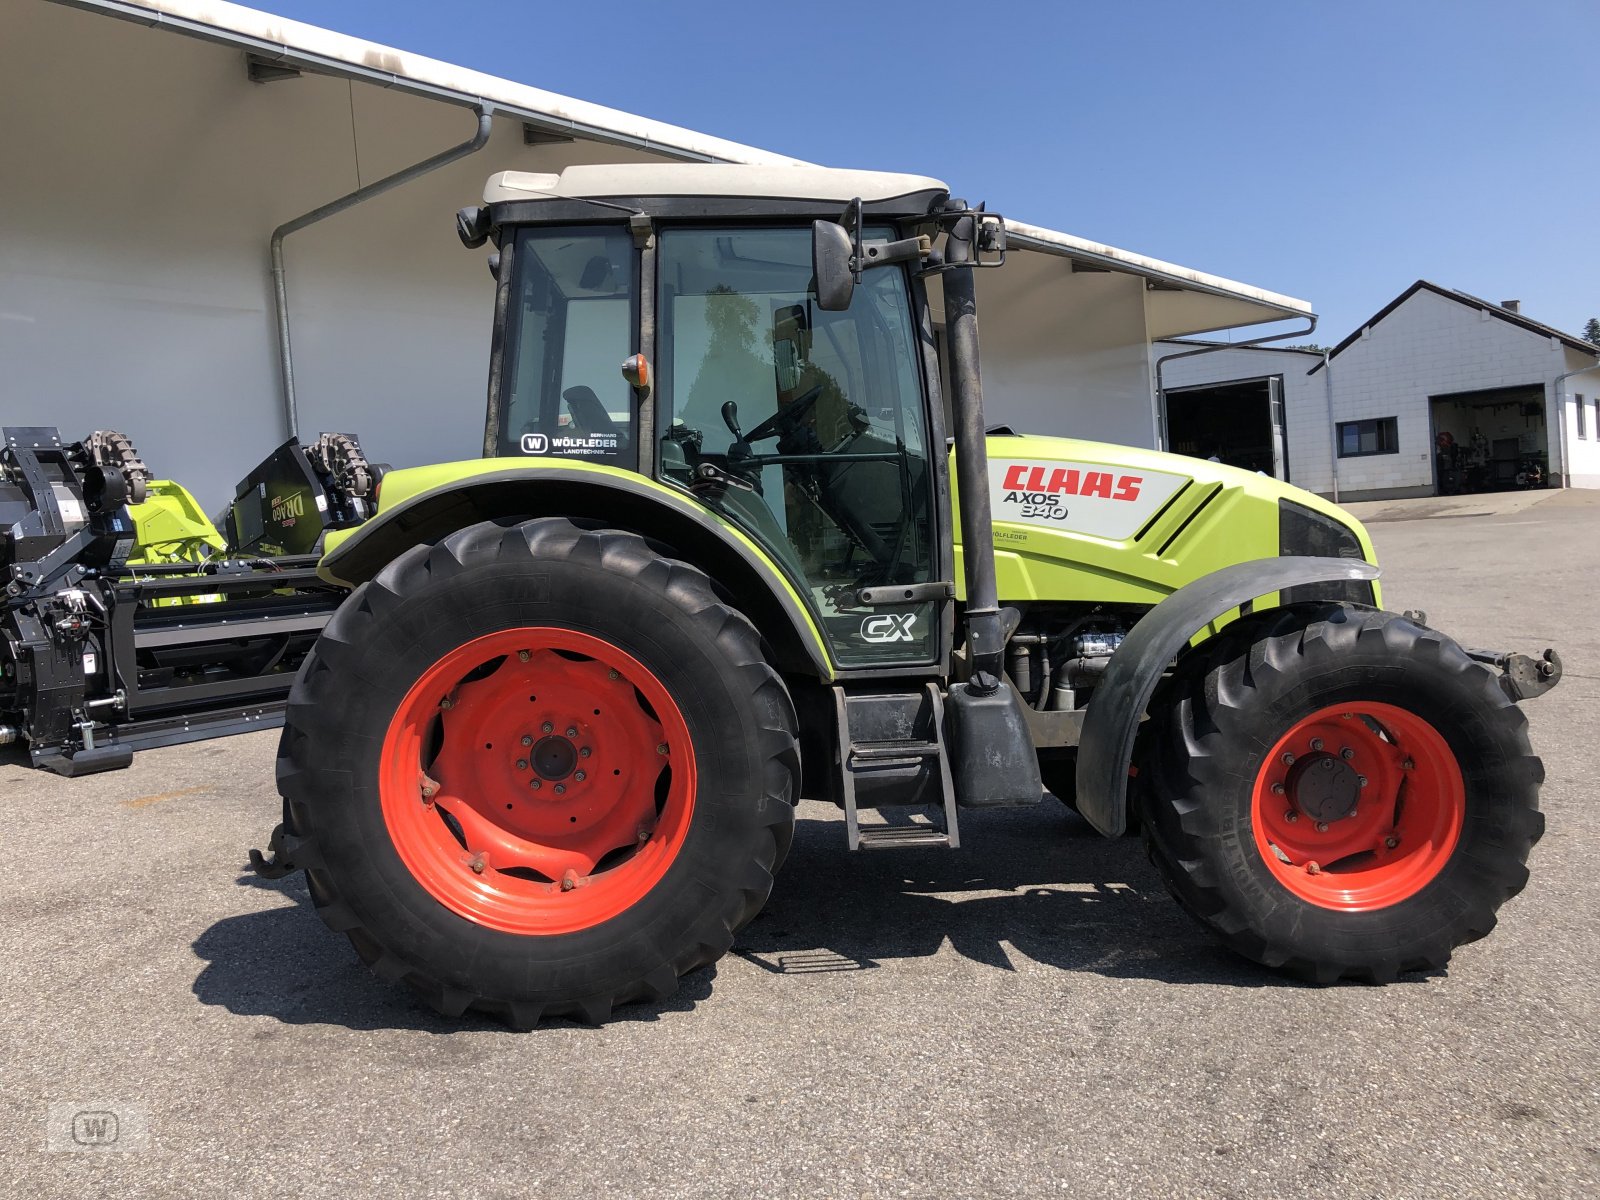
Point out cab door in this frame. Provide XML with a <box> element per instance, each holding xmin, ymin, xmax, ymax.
<box><xmin>652</xmin><ymin>225</ymin><xmax>944</xmax><ymax>670</ymax></box>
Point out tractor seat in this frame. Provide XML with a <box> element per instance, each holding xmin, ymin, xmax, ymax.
<box><xmin>562</xmin><ymin>385</ymin><xmax>620</xmax><ymax>438</ymax></box>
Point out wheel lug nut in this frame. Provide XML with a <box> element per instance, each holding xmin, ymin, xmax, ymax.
<box><xmin>530</xmin><ymin>779</ymin><xmax>541</xmax><ymax>790</ymax></box>
<box><xmin>518</xmin><ymin>649</ymin><xmax>531</xmax><ymax>662</ymax></box>
<box><xmin>657</xmin><ymin>743</ymin><xmax>670</xmax><ymax>756</ymax></box>
<box><xmin>521</xmin><ymin>735</ymin><xmax>533</xmax><ymax>747</ymax></box>
<box><xmin>1385</xmin><ymin>836</ymin><xmax>1399</xmax><ymax>848</ymax></box>
<box><xmin>1285</xmin><ymin>810</ymin><xmax>1298</xmax><ymax>822</ymax></box>
<box><xmin>1306</xmin><ymin>861</ymin><xmax>1323</xmax><ymax>875</ymax></box>
<box><xmin>574</xmin><ymin>770</ymin><xmax>586</xmax><ymax>782</ymax></box>
<box><xmin>1271</xmin><ymin>782</ymin><xmax>1286</xmax><ymax>795</ymax></box>
<box><xmin>565</xmin><ymin>727</ymin><xmax>578</xmax><ymax>738</ymax></box>
<box><xmin>1357</xmin><ymin>776</ymin><xmax>1368</xmax><ymax>789</ymax></box>
<box><xmin>542</xmin><ymin>722</ymin><xmax>553</xmax><ymax>733</ymax></box>
<box><xmin>516</xmin><ymin>759</ymin><xmax>528</xmax><ymax>770</ymax></box>
<box><xmin>1281</xmin><ymin>752</ymin><xmax>1295</xmax><ymax>765</ymax></box>
<box><xmin>1310</xmin><ymin>738</ymin><xmax>1324</xmax><ymax>751</ymax></box>
<box><xmin>1316</xmin><ymin>821</ymin><xmax>1329</xmax><ymax>833</ymax></box>
<box><xmin>440</xmin><ymin>697</ymin><xmax>454</xmax><ymax>710</ymax></box>
<box><xmin>1341</xmin><ymin>747</ymin><xmax>1355</xmax><ymax>760</ymax></box>
<box><xmin>607</xmin><ymin>669</ymin><xmax>620</xmax><ymax>681</ymax></box>
<box><xmin>579</xmin><ymin>747</ymin><xmax>591</xmax><ymax>758</ymax></box>
<box><xmin>554</xmin><ymin>784</ymin><xmax>566</xmax><ymax>795</ymax></box>
<box><xmin>469</xmin><ymin>855</ymin><xmax>486</xmax><ymax>874</ymax></box>
<box><xmin>560</xmin><ymin>869</ymin><xmax>578</xmax><ymax>891</ymax></box>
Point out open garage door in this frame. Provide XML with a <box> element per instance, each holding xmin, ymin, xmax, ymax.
<box><xmin>1429</xmin><ymin>385</ymin><xmax>1548</xmax><ymax>495</ymax></box>
<box><xmin>1162</xmin><ymin>375</ymin><xmax>1288</xmax><ymax>479</ymax></box>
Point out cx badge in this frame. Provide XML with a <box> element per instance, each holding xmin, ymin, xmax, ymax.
<box><xmin>860</xmin><ymin>613</ymin><xmax>916</xmax><ymax>644</ymax></box>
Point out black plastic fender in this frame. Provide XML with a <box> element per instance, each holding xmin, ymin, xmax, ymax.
<box><xmin>1074</xmin><ymin>556</ymin><xmax>1381</xmax><ymax>837</ymax></box>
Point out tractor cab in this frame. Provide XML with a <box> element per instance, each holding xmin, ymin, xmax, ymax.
<box><xmin>468</xmin><ymin>165</ymin><xmax>956</xmax><ymax>671</ymax></box>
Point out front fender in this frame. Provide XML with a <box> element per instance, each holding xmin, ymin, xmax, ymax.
<box><xmin>1074</xmin><ymin>556</ymin><xmax>1381</xmax><ymax>837</ymax></box>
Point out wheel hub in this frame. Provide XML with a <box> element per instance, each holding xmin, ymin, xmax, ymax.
<box><xmin>1287</xmin><ymin>753</ymin><xmax>1361</xmax><ymax>822</ymax></box>
<box><xmin>530</xmin><ymin>734</ymin><xmax>577</xmax><ymax>781</ymax></box>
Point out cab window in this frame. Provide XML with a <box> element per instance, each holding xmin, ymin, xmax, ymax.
<box><xmin>497</xmin><ymin>226</ymin><xmax>636</xmax><ymax>467</ymax></box>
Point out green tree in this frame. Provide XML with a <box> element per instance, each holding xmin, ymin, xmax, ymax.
<box><xmin>1584</xmin><ymin>317</ymin><xmax>1600</xmax><ymax>345</ymax></box>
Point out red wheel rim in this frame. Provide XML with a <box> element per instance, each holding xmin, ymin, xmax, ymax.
<box><xmin>379</xmin><ymin>627</ymin><xmax>696</xmax><ymax>935</ymax></box>
<box><xmin>1251</xmin><ymin>701</ymin><xmax>1464</xmax><ymax>911</ymax></box>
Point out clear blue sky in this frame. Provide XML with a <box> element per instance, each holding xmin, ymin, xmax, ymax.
<box><xmin>265</xmin><ymin>0</ymin><xmax>1598</xmax><ymax>343</ymax></box>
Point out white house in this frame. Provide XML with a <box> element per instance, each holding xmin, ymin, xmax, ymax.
<box><xmin>1307</xmin><ymin>282</ymin><xmax>1600</xmax><ymax>499</ymax></box>
<box><xmin>0</xmin><ymin>0</ymin><xmax>1312</xmax><ymax>509</ymax></box>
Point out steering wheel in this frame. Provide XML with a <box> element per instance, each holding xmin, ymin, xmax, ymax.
<box><xmin>743</xmin><ymin>383</ymin><xmax>825</xmax><ymax>445</ymax></box>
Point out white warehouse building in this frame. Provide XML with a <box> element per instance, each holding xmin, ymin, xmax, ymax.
<box><xmin>0</xmin><ymin>0</ymin><xmax>1312</xmax><ymax>510</ymax></box>
<box><xmin>1153</xmin><ymin>340</ymin><xmax>1325</xmax><ymax>482</ymax></box>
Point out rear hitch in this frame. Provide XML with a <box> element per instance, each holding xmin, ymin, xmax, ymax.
<box><xmin>248</xmin><ymin>823</ymin><xmax>298</xmax><ymax>880</ymax></box>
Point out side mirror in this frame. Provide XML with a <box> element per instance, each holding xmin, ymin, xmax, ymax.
<box><xmin>456</xmin><ymin>205</ymin><xmax>491</xmax><ymax>249</ymax></box>
<box><xmin>812</xmin><ymin>220</ymin><xmax>855</xmax><ymax>311</ymax></box>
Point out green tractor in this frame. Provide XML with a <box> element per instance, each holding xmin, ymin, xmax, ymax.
<box><xmin>255</xmin><ymin>164</ymin><xmax>1557</xmax><ymax>1026</ymax></box>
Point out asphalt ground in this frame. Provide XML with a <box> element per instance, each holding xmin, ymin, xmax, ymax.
<box><xmin>4</xmin><ymin>489</ymin><xmax>1597</xmax><ymax>1199</ymax></box>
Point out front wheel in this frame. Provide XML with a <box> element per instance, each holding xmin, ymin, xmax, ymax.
<box><xmin>1141</xmin><ymin>605</ymin><xmax>1544</xmax><ymax>982</ymax></box>
<box><xmin>276</xmin><ymin>519</ymin><xmax>799</xmax><ymax>1026</ymax></box>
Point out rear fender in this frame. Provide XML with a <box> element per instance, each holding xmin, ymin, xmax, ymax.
<box><xmin>1075</xmin><ymin>556</ymin><xmax>1381</xmax><ymax>837</ymax></box>
<box><xmin>319</xmin><ymin>465</ymin><xmax>833</xmax><ymax>679</ymax></box>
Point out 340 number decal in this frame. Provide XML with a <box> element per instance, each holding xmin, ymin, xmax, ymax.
<box><xmin>1016</xmin><ymin>495</ymin><xmax>1069</xmax><ymax>521</ymax></box>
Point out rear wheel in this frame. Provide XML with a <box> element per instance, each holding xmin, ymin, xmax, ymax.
<box><xmin>277</xmin><ymin>518</ymin><xmax>799</xmax><ymax>1026</ymax></box>
<box><xmin>1141</xmin><ymin>604</ymin><xmax>1543</xmax><ymax>982</ymax></box>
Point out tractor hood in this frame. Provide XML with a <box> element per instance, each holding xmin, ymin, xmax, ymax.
<box><xmin>955</xmin><ymin>435</ymin><xmax>1380</xmax><ymax>608</ymax></box>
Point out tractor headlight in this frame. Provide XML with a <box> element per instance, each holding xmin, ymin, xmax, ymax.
<box><xmin>1279</xmin><ymin>499</ymin><xmax>1374</xmax><ymax>605</ymax></box>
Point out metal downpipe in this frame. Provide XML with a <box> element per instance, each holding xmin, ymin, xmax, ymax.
<box><xmin>271</xmin><ymin>105</ymin><xmax>495</xmax><ymax>439</ymax></box>
<box><xmin>1323</xmin><ymin>348</ymin><xmax>1339</xmax><ymax>503</ymax></box>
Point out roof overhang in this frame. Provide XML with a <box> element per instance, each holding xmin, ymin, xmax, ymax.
<box><xmin>48</xmin><ymin>0</ymin><xmax>1316</xmax><ymax>338</ymax></box>
<box><xmin>1005</xmin><ymin>221</ymin><xmax>1313</xmax><ymax>339</ymax></box>
<box><xmin>48</xmin><ymin>0</ymin><xmax>811</xmax><ymax>164</ymax></box>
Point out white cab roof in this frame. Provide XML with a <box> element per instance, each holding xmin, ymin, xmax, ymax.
<box><xmin>483</xmin><ymin>165</ymin><xmax>948</xmax><ymax>206</ymax></box>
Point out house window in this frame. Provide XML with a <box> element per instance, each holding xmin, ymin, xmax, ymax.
<box><xmin>1337</xmin><ymin>417</ymin><xmax>1400</xmax><ymax>457</ymax></box>
<box><xmin>1579</xmin><ymin>395</ymin><xmax>1589</xmax><ymax>439</ymax></box>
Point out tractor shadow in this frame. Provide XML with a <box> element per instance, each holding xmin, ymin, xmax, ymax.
<box><xmin>736</xmin><ymin>802</ymin><xmax>1426</xmax><ymax>989</ymax></box>
<box><xmin>190</xmin><ymin>801</ymin><xmax>1424</xmax><ymax>1032</ymax></box>
<box><xmin>189</xmin><ymin>871</ymin><xmax>715</xmax><ymax>1033</ymax></box>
